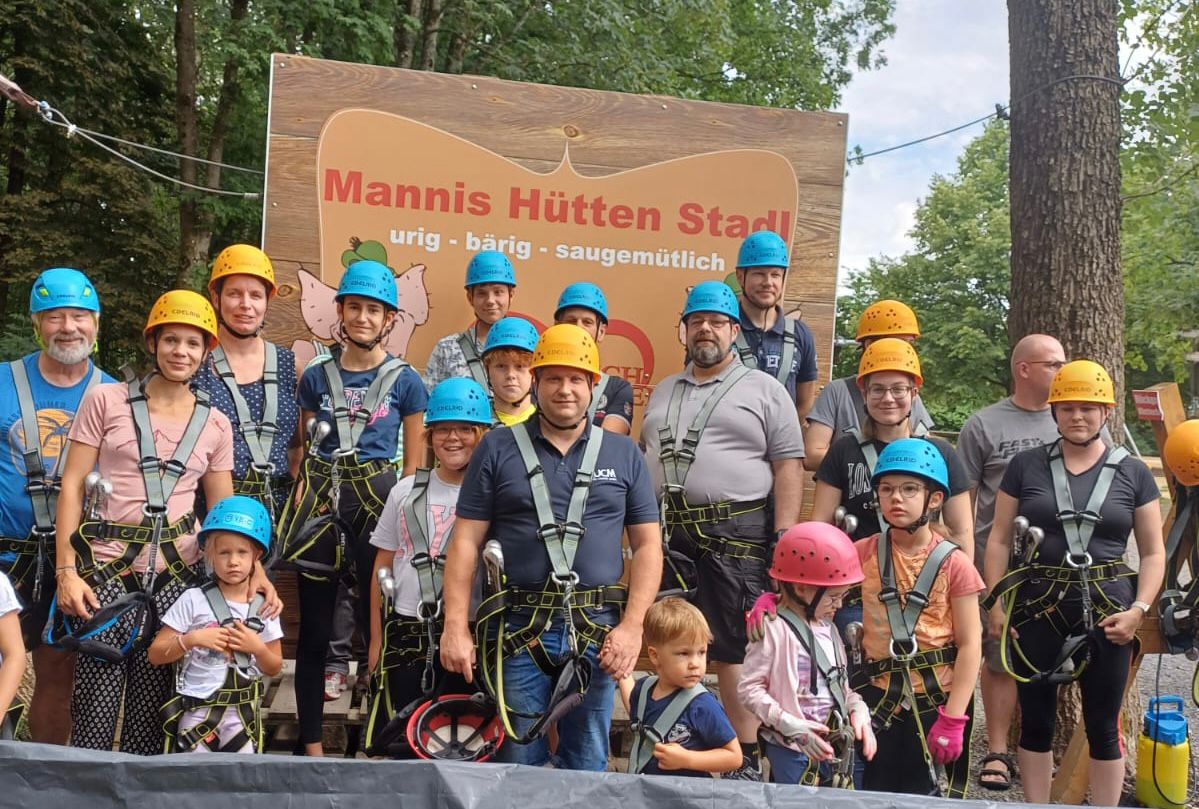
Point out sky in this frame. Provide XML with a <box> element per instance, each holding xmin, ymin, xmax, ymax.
<box><xmin>835</xmin><ymin>0</ymin><xmax>1010</xmax><ymax>286</ymax></box>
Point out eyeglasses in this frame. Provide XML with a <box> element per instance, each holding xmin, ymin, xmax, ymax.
<box><xmin>866</xmin><ymin>384</ymin><xmax>914</xmax><ymax>400</ymax></box>
<box><xmin>685</xmin><ymin>315</ymin><xmax>734</xmax><ymax>330</ymax></box>
<box><xmin>876</xmin><ymin>482</ymin><xmax>926</xmax><ymax>500</ymax></box>
<box><xmin>430</xmin><ymin>425</ymin><xmax>478</xmax><ymax>439</ymax></box>
<box><xmin>1026</xmin><ymin>360</ymin><xmax>1066</xmax><ymax>370</ymax></box>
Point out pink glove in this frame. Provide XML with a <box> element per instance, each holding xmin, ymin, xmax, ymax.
<box><xmin>745</xmin><ymin>592</ymin><xmax>779</xmax><ymax>643</ymax></box>
<box><xmin>926</xmin><ymin>706</ymin><xmax>968</xmax><ymax>764</ymax></box>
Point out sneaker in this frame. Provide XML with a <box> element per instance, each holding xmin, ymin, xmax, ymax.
<box><xmin>723</xmin><ymin>759</ymin><xmax>762</xmax><ymax>782</ymax></box>
<box><xmin>324</xmin><ymin>671</ymin><xmax>347</xmax><ymax>702</ymax></box>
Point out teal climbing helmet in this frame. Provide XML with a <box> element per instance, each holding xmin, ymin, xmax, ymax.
<box><xmin>465</xmin><ymin>251</ymin><xmax>516</xmax><ymax>288</ymax></box>
<box><xmin>425</xmin><ymin>378</ymin><xmax>492</xmax><ymax>426</ymax></box>
<box><xmin>199</xmin><ymin>495</ymin><xmax>271</xmax><ymax>553</ymax></box>
<box><xmin>736</xmin><ymin>231</ymin><xmax>789</xmax><ymax>269</ymax></box>
<box><xmin>336</xmin><ymin>260</ymin><xmax>398</xmax><ymax>310</ymax></box>
<box><xmin>30</xmin><ymin>268</ymin><xmax>100</xmax><ymax>314</ymax></box>
<box><xmin>554</xmin><ymin>282</ymin><xmax>608</xmax><ymax>323</ymax></box>
<box><xmin>482</xmin><ymin>316</ymin><xmax>539</xmax><ymax>355</ymax></box>
<box><xmin>871</xmin><ymin>438</ymin><xmax>949</xmax><ymax>495</ymax></box>
<box><xmin>682</xmin><ymin>280</ymin><xmax>740</xmax><ymax>323</ymax></box>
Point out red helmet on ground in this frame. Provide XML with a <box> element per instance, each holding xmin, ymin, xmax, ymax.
<box><xmin>406</xmin><ymin>693</ymin><xmax>504</xmax><ymax>762</ymax></box>
<box><xmin>770</xmin><ymin>522</ymin><xmax>864</xmax><ymax>587</ymax></box>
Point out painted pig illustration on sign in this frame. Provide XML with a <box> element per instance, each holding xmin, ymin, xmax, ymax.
<box><xmin>291</xmin><ymin>237</ymin><xmax>430</xmax><ymax>369</ymax></box>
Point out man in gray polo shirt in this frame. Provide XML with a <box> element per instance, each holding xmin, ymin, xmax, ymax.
<box><xmin>956</xmin><ymin>333</ymin><xmax>1066</xmax><ymax>791</ymax></box>
<box><xmin>641</xmin><ymin>280</ymin><xmax>803</xmax><ymax>782</ymax></box>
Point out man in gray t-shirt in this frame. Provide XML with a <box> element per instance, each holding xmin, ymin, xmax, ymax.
<box><xmin>955</xmin><ymin>333</ymin><xmax>1065</xmax><ymax>791</ymax></box>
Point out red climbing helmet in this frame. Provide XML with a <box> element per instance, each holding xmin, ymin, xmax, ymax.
<box><xmin>406</xmin><ymin>693</ymin><xmax>505</xmax><ymax>762</ymax></box>
<box><xmin>770</xmin><ymin>522</ymin><xmax>864</xmax><ymax>587</ymax></box>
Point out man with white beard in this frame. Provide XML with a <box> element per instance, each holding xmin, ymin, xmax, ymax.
<box><xmin>0</xmin><ymin>268</ymin><xmax>113</xmax><ymax>744</ymax></box>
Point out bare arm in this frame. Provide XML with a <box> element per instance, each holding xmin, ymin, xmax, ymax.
<box><xmin>439</xmin><ymin>517</ymin><xmax>489</xmax><ymax>682</ymax></box>
<box><xmin>795</xmin><ymin>381</ymin><xmax>816</xmax><ymax>424</ymax></box>
<box><xmin>946</xmin><ymin>592</ymin><xmax>982</xmax><ymax>717</ymax></box>
<box><xmin>601</xmin><ymin>415</ymin><xmax>631</xmax><ymax>436</ymax></box>
<box><xmin>0</xmin><ymin>612</ymin><xmax>25</xmax><ymax>719</ymax></box>
<box><xmin>801</xmin><ymin>422</ymin><xmax>833</xmax><ymax>472</ymax></box>
<box><xmin>771</xmin><ymin>458</ymin><xmax>803</xmax><ymax>530</ymax></box>
<box><xmin>982</xmin><ymin>491</ymin><xmax>1018</xmax><ymax>594</ymax></box>
<box><xmin>599</xmin><ymin>521</ymin><xmax>662</xmax><ymax>679</ymax></box>
<box><xmin>941</xmin><ymin>492</ymin><xmax>974</xmax><ymax>561</ymax></box>
<box><xmin>654</xmin><ymin>738</ymin><xmax>743</xmax><ymax>774</ymax></box>
<box><xmin>810</xmin><ymin>480</ymin><xmax>843</xmax><ymax>525</ymax></box>
<box><xmin>54</xmin><ymin>440</ymin><xmax>100</xmax><ymax>618</ymax></box>
<box><xmin>202</xmin><ymin>468</ymin><xmax>234</xmax><ymax>507</ymax></box>
<box><xmin>401</xmin><ymin>413</ymin><xmax>424</xmax><ymax>478</ymax></box>
<box><xmin>1099</xmin><ymin>500</ymin><xmax>1166</xmax><ymax>646</ymax></box>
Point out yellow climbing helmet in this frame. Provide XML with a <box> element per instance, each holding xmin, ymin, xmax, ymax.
<box><xmin>1047</xmin><ymin>360</ymin><xmax>1115</xmax><ymax>406</ymax></box>
<box><xmin>856</xmin><ymin>299</ymin><xmax>921</xmax><ymax>341</ymax></box>
<box><xmin>857</xmin><ymin>337</ymin><xmax>922</xmax><ymax>387</ymax></box>
<box><xmin>1164</xmin><ymin>420</ymin><xmax>1199</xmax><ymax>488</ymax></box>
<box><xmin>530</xmin><ymin>323</ymin><xmax>600</xmax><ymax>383</ymax></box>
<box><xmin>144</xmin><ymin>290</ymin><xmax>219</xmax><ymax>350</ymax></box>
<box><xmin>208</xmin><ymin>244</ymin><xmax>276</xmax><ymax>296</ymax></box>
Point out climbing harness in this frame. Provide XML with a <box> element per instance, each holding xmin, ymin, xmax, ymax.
<box><xmin>209</xmin><ymin>345</ymin><xmax>287</xmax><ymax>526</ymax></box>
<box><xmin>275</xmin><ymin>354</ymin><xmax>407</xmax><ymax>582</ymax></box>
<box><xmin>733</xmin><ymin>316</ymin><xmax>797</xmax><ymax>384</ymax></box>
<box><xmin>45</xmin><ymin>375</ymin><xmax>211</xmax><ymax>661</ymax></box>
<box><xmin>160</xmin><ymin>582</ymin><xmax>268</xmax><ymax>753</ymax></box>
<box><xmin>858</xmin><ymin>529</ymin><xmax>963</xmax><ymax>796</ymax></box>
<box><xmin>3</xmin><ymin>359</ymin><xmax>101</xmax><ymax>602</ymax></box>
<box><xmin>626</xmin><ymin>675</ymin><xmax>708</xmax><ymax>774</ymax></box>
<box><xmin>586</xmin><ymin>372</ymin><xmax>611</xmax><ymax>425</ymax></box>
<box><xmin>776</xmin><ymin>606</ymin><xmax>856</xmax><ymax>788</ymax></box>
<box><xmin>474</xmin><ymin>421</ymin><xmax>625</xmax><ymax>745</ymax></box>
<box><xmin>1157</xmin><ymin>481</ymin><xmax>1199</xmax><ymax>704</ymax></box>
<box><xmin>657</xmin><ymin>364</ymin><xmax>771</xmax><ymax>596</ymax></box>
<box><xmin>456</xmin><ymin>330</ymin><xmax>490</xmax><ymax>391</ymax></box>
<box><xmin>983</xmin><ymin>442</ymin><xmax>1133</xmax><ymax>685</ymax></box>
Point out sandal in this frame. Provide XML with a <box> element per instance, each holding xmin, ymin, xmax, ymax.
<box><xmin>978</xmin><ymin>752</ymin><xmax>1016</xmax><ymax>791</ymax></box>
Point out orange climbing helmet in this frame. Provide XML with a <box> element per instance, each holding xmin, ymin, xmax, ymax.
<box><xmin>529</xmin><ymin>323</ymin><xmax>600</xmax><ymax>383</ymax></box>
<box><xmin>144</xmin><ymin>290</ymin><xmax>219</xmax><ymax>351</ymax></box>
<box><xmin>856</xmin><ymin>299</ymin><xmax>921</xmax><ymax>341</ymax></box>
<box><xmin>857</xmin><ymin>337</ymin><xmax>922</xmax><ymax>387</ymax></box>
<box><xmin>1047</xmin><ymin>360</ymin><xmax>1115</xmax><ymax>406</ymax></box>
<box><xmin>1164</xmin><ymin>420</ymin><xmax>1199</xmax><ymax>487</ymax></box>
<box><xmin>208</xmin><ymin>244</ymin><xmax>276</xmax><ymax>296</ymax></box>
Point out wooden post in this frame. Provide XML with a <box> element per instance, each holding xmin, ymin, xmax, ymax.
<box><xmin>1049</xmin><ymin>382</ymin><xmax>1184</xmax><ymax>803</ymax></box>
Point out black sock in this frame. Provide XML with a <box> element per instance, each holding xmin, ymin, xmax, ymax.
<box><xmin>741</xmin><ymin>741</ymin><xmax>760</xmax><ymax>767</ymax></box>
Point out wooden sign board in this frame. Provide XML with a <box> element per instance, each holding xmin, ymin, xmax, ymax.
<box><xmin>1133</xmin><ymin>388</ymin><xmax>1165</xmax><ymax>421</ymax></box>
<box><xmin>261</xmin><ymin>55</ymin><xmax>847</xmax><ymax>422</ymax></box>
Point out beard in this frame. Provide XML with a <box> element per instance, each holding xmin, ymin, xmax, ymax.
<box><xmin>45</xmin><ymin>336</ymin><xmax>93</xmax><ymax>365</ymax></box>
<box><xmin>688</xmin><ymin>342</ymin><xmax>727</xmax><ymax>368</ymax></box>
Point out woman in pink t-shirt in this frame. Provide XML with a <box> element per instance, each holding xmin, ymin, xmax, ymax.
<box><xmin>52</xmin><ymin>290</ymin><xmax>277</xmax><ymax>755</ymax></box>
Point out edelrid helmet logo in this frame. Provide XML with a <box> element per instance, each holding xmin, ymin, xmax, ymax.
<box><xmin>225</xmin><ymin>513</ymin><xmax>255</xmax><ymax>529</ymax></box>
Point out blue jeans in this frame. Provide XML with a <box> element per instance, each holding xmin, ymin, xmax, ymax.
<box><xmin>764</xmin><ymin>740</ymin><xmax>832</xmax><ymax>785</ymax></box>
<box><xmin>496</xmin><ymin>619</ymin><xmax>615</xmax><ymax>770</ymax></box>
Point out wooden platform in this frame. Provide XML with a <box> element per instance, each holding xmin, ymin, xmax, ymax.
<box><xmin>260</xmin><ymin>660</ymin><xmax>368</xmax><ymax>755</ymax></box>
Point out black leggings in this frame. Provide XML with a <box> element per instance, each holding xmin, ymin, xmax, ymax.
<box><xmin>860</xmin><ymin>684</ymin><xmax>975</xmax><ymax>797</ymax></box>
<box><xmin>1016</xmin><ymin>614</ymin><xmax>1132</xmax><ymax>760</ymax></box>
<box><xmin>294</xmin><ymin>467</ymin><xmax>394</xmax><ymax>745</ymax></box>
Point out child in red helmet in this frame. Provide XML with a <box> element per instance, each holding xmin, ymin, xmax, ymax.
<box><xmin>737</xmin><ymin>522</ymin><xmax>876</xmax><ymax>786</ymax></box>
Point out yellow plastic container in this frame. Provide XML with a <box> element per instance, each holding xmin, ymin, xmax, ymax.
<box><xmin>1135</xmin><ymin>696</ymin><xmax>1189</xmax><ymax>809</ymax></box>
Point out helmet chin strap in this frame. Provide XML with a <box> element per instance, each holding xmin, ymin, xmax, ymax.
<box><xmin>784</xmin><ymin>582</ymin><xmax>826</xmax><ymax>621</ymax></box>
<box><xmin>1051</xmin><ymin>405</ymin><xmax>1104</xmax><ymax>447</ymax></box>
<box><xmin>904</xmin><ymin>491</ymin><xmax>933</xmax><ymax>534</ymax></box>
<box><xmin>216</xmin><ymin>301</ymin><xmax>263</xmax><ymax>340</ymax></box>
<box><xmin>337</xmin><ymin>318</ymin><xmax>395</xmax><ymax>352</ymax></box>
<box><xmin>534</xmin><ymin>376</ymin><xmax>594</xmax><ymax>431</ymax></box>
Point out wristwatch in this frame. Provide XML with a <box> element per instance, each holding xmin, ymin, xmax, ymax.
<box><xmin>1131</xmin><ymin>600</ymin><xmax>1151</xmax><ymax>616</ymax></box>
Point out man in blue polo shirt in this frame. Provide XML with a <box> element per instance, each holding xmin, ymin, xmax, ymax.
<box><xmin>729</xmin><ymin>231</ymin><xmax>819</xmax><ymax>421</ymax></box>
<box><xmin>0</xmin><ymin>267</ymin><xmax>114</xmax><ymax>744</ymax></box>
<box><xmin>440</xmin><ymin>323</ymin><xmax>663</xmax><ymax>771</ymax></box>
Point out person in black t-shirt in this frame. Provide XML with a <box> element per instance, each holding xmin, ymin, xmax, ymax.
<box><xmin>982</xmin><ymin>360</ymin><xmax>1164</xmax><ymax>807</ymax></box>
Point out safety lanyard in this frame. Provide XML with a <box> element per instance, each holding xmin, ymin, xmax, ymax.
<box><xmin>877</xmin><ymin>529</ymin><xmax>958</xmax><ymax>659</ymax></box>
<box><xmin>318</xmin><ymin>355</ymin><xmax>408</xmax><ymax>455</ymax></box>
<box><xmin>200</xmin><ymin>580</ymin><xmax>265</xmax><ymax>673</ymax></box>
<box><xmin>627</xmin><ymin>675</ymin><xmax>705</xmax><ymax>774</ymax></box>
<box><xmin>777</xmin><ymin>606</ymin><xmax>849</xmax><ymax>720</ymax></box>
<box><xmin>128</xmin><ymin>376</ymin><xmax>210</xmax><ymax>592</ymax></box>
<box><xmin>209</xmin><ymin>344</ymin><xmax>279</xmax><ymax>473</ymax></box>
<box><xmin>510</xmin><ymin>421</ymin><xmax>604</xmax><ymax>581</ymax></box>
<box><xmin>657</xmin><ymin>362</ymin><xmax>751</xmax><ymax>491</ymax></box>
<box><xmin>402</xmin><ymin>469</ymin><xmax>449</xmax><ymax>617</ymax></box>
<box><xmin>456</xmin><ymin>329</ymin><xmax>490</xmax><ymax>391</ymax></box>
<box><xmin>10</xmin><ymin>358</ymin><xmax>102</xmax><ymax>533</ymax></box>
<box><xmin>585</xmin><ymin>373</ymin><xmax>610</xmax><ymax>424</ymax></box>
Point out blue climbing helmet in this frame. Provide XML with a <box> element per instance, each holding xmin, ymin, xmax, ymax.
<box><xmin>465</xmin><ymin>251</ymin><xmax>516</xmax><ymax>288</ymax></box>
<box><xmin>871</xmin><ymin>438</ymin><xmax>949</xmax><ymax>495</ymax></box>
<box><xmin>425</xmin><ymin>378</ymin><xmax>492</xmax><ymax>426</ymax></box>
<box><xmin>736</xmin><ymin>231</ymin><xmax>789</xmax><ymax>269</ymax></box>
<box><xmin>483</xmin><ymin>316</ymin><xmax>539</xmax><ymax>355</ymax></box>
<box><xmin>30</xmin><ymin>268</ymin><xmax>100</xmax><ymax>314</ymax></box>
<box><xmin>199</xmin><ymin>495</ymin><xmax>272</xmax><ymax>554</ymax></box>
<box><xmin>681</xmin><ymin>280</ymin><xmax>740</xmax><ymax>323</ymax></box>
<box><xmin>554</xmin><ymin>282</ymin><xmax>608</xmax><ymax>323</ymax></box>
<box><xmin>336</xmin><ymin>260</ymin><xmax>398</xmax><ymax>310</ymax></box>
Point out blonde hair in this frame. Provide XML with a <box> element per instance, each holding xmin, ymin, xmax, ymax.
<box><xmin>644</xmin><ymin>597</ymin><xmax>712</xmax><ymax>648</ymax></box>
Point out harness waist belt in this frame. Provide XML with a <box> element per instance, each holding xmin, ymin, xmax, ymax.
<box><xmin>502</xmin><ymin>584</ymin><xmax>628</xmax><ymax>612</ymax></box>
<box><xmin>663</xmin><ymin>497</ymin><xmax>769</xmax><ymax>527</ymax></box>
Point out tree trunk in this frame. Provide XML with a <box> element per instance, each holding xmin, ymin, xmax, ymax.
<box><xmin>175</xmin><ymin>0</ymin><xmax>201</xmax><ymax>288</ymax></box>
<box><xmin>420</xmin><ymin>0</ymin><xmax>442</xmax><ymax>71</ymax></box>
<box><xmin>395</xmin><ymin>0</ymin><xmax>423</xmax><ymax>68</ymax></box>
<box><xmin>1007</xmin><ymin>0</ymin><xmax>1125</xmax><ymax>425</ymax></box>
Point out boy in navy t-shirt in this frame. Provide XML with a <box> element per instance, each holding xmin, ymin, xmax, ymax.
<box><xmin>620</xmin><ymin>598</ymin><xmax>740</xmax><ymax>777</ymax></box>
